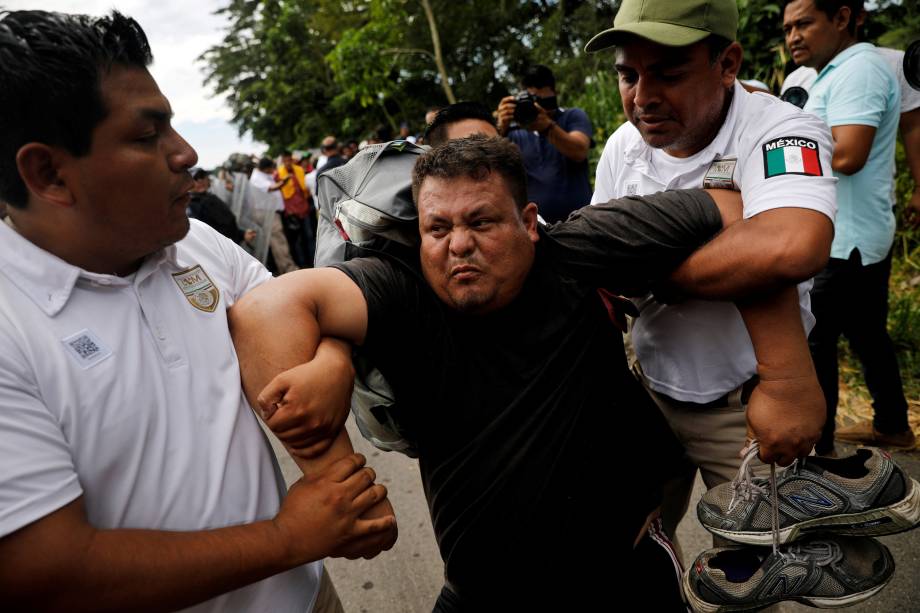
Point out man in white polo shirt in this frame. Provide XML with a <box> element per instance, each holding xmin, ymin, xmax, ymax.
<box><xmin>0</xmin><ymin>10</ymin><xmax>395</xmax><ymax>611</ymax></box>
<box><xmin>586</xmin><ymin>0</ymin><xmax>837</xmax><ymax>539</ymax></box>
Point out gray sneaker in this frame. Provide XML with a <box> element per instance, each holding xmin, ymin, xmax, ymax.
<box><xmin>698</xmin><ymin>447</ymin><xmax>920</xmax><ymax>545</ymax></box>
<box><xmin>682</xmin><ymin>535</ymin><xmax>895</xmax><ymax>612</ymax></box>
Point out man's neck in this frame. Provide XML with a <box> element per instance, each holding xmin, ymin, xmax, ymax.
<box><xmin>815</xmin><ymin>37</ymin><xmax>859</xmax><ymax>72</ymax></box>
<box><xmin>9</xmin><ymin>210</ymin><xmax>144</xmax><ymax>277</ymax></box>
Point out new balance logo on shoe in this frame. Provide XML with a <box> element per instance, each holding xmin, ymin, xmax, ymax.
<box><xmin>698</xmin><ymin>447</ymin><xmax>920</xmax><ymax>546</ymax></box>
<box><xmin>787</xmin><ymin>486</ymin><xmax>836</xmax><ymax>516</ymax></box>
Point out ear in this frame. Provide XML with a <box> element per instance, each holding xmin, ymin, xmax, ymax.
<box><xmin>720</xmin><ymin>42</ymin><xmax>744</xmax><ymax>87</ymax></box>
<box><xmin>835</xmin><ymin>6</ymin><xmax>852</xmax><ymax>33</ymax></box>
<box><xmin>16</xmin><ymin>143</ymin><xmax>75</xmax><ymax>208</ymax></box>
<box><xmin>521</xmin><ymin>202</ymin><xmax>539</xmax><ymax>243</ymax></box>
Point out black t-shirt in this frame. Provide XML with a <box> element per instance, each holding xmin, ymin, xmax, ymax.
<box><xmin>188</xmin><ymin>192</ymin><xmax>245</xmax><ymax>244</ymax></box>
<box><xmin>335</xmin><ymin>189</ymin><xmax>722</xmax><ymax>604</ymax></box>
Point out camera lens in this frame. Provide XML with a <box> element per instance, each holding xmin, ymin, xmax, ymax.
<box><xmin>513</xmin><ymin>93</ymin><xmax>538</xmax><ymax>126</ymax></box>
<box><xmin>781</xmin><ymin>86</ymin><xmax>809</xmax><ymax>109</ymax></box>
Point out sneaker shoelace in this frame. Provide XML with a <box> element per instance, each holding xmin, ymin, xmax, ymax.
<box><xmin>784</xmin><ymin>539</ymin><xmax>842</xmax><ymax>567</ymax></box>
<box><xmin>729</xmin><ymin>441</ymin><xmax>809</xmax><ymax>556</ymax></box>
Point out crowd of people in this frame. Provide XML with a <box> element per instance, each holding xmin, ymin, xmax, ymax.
<box><xmin>0</xmin><ymin>0</ymin><xmax>918</xmax><ymax>612</ymax></box>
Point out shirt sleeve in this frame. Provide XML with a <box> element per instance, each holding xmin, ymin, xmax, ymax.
<box><xmin>193</xmin><ymin>220</ymin><xmax>271</xmax><ymax>304</ymax></box>
<box><xmin>331</xmin><ymin>257</ymin><xmax>430</xmax><ymax>350</ymax></box>
<box><xmin>739</xmin><ymin>107</ymin><xmax>838</xmax><ymax>221</ymax></box>
<box><xmin>590</xmin><ymin>133</ymin><xmax>619</xmax><ymax>205</ymax></box>
<box><xmin>824</xmin><ymin>57</ymin><xmax>895</xmax><ymax>128</ymax></box>
<box><xmin>0</xmin><ymin>326</ymin><xmax>82</xmax><ymax>537</ymax></box>
<box><xmin>564</xmin><ymin>107</ymin><xmax>594</xmax><ymax>142</ymax></box>
<box><xmin>544</xmin><ymin>189</ymin><xmax>723</xmax><ymax>294</ymax></box>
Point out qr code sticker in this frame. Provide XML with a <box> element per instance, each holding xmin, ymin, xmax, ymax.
<box><xmin>69</xmin><ymin>335</ymin><xmax>100</xmax><ymax>359</ymax></box>
<box><xmin>61</xmin><ymin>329</ymin><xmax>112</xmax><ymax>368</ymax></box>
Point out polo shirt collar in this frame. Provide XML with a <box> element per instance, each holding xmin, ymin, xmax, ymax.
<box><xmin>818</xmin><ymin>42</ymin><xmax>873</xmax><ymax>79</ymax></box>
<box><xmin>624</xmin><ymin>81</ymin><xmax>744</xmax><ymax>171</ymax></box>
<box><xmin>0</xmin><ymin>220</ymin><xmax>178</xmax><ymax>317</ymax></box>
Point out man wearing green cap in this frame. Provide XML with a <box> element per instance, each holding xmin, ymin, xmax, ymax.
<box><xmin>586</xmin><ymin>0</ymin><xmax>838</xmax><ymax>544</ymax></box>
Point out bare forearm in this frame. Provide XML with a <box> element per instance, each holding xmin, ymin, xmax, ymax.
<box><xmin>2</xmin><ymin>502</ymin><xmax>293</xmax><ymax>613</ymax></box>
<box><xmin>737</xmin><ymin>286</ymin><xmax>825</xmax><ymax>464</ymax></box>
<box><xmin>670</xmin><ymin>208</ymin><xmax>832</xmax><ymax>300</ymax></box>
<box><xmin>231</xmin><ymin>279</ymin><xmax>354</xmax><ymax>469</ymax></box>
<box><xmin>901</xmin><ymin>110</ymin><xmax>920</xmax><ymax>191</ymax></box>
<box><xmin>737</xmin><ymin>287</ymin><xmax>813</xmax><ymax>380</ymax></box>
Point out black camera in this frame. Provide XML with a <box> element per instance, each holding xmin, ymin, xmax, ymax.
<box><xmin>905</xmin><ymin>39</ymin><xmax>920</xmax><ymax>92</ymax></box>
<box><xmin>780</xmin><ymin>86</ymin><xmax>809</xmax><ymax>109</ymax></box>
<box><xmin>512</xmin><ymin>92</ymin><xmax>539</xmax><ymax>126</ymax></box>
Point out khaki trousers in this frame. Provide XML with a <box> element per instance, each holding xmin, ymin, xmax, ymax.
<box><xmin>635</xmin><ymin>366</ymin><xmax>767</xmax><ymax>541</ymax></box>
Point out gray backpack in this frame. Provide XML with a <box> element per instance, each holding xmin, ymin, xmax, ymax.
<box><xmin>315</xmin><ymin>140</ymin><xmax>426</xmax><ymax>457</ymax></box>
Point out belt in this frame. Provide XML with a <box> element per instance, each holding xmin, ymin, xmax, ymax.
<box><xmin>664</xmin><ymin>375</ymin><xmax>760</xmax><ymax>410</ymax></box>
<box><xmin>632</xmin><ymin>361</ymin><xmax>759</xmax><ymax>409</ymax></box>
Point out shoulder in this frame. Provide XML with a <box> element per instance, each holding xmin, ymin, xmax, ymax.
<box><xmin>333</xmin><ymin>256</ymin><xmax>410</xmax><ymax>292</ymax></box>
<box><xmin>835</xmin><ymin>45</ymin><xmax>896</xmax><ymax>82</ymax></box>
<box><xmin>735</xmin><ymin>89</ymin><xmax>831</xmax><ymax>151</ymax></box>
<box><xmin>177</xmin><ymin>220</ymin><xmax>271</xmax><ymax>300</ymax></box>
<box><xmin>600</xmin><ymin>122</ymin><xmax>640</xmax><ymax>157</ymax></box>
<box><xmin>781</xmin><ymin>66</ymin><xmax>817</xmax><ymax>93</ymax></box>
<box><xmin>560</xmin><ymin>107</ymin><xmax>590</xmax><ymax>122</ymax></box>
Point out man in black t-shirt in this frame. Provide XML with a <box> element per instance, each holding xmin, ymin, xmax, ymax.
<box><xmin>230</xmin><ymin>136</ymin><xmax>821</xmax><ymax>610</ymax></box>
<box><xmin>187</xmin><ymin>169</ymin><xmax>255</xmax><ymax>245</ymax></box>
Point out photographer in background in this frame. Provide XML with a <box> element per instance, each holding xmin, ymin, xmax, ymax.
<box><xmin>496</xmin><ymin>64</ymin><xmax>594</xmax><ymax>222</ymax></box>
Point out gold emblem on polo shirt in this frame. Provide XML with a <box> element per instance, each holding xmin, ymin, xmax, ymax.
<box><xmin>172</xmin><ymin>265</ymin><xmax>220</xmax><ymax>313</ymax></box>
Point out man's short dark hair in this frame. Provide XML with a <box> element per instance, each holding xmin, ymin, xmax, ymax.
<box><xmin>281</xmin><ymin>150</ymin><xmax>292</xmax><ymax>158</ymax></box>
<box><xmin>0</xmin><ymin>10</ymin><xmax>152</xmax><ymax>208</ymax></box>
<box><xmin>257</xmin><ymin>158</ymin><xmax>275</xmax><ymax>171</ymax></box>
<box><xmin>424</xmin><ymin>102</ymin><xmax>497</xmax><ymax>148</ymax></box>
<box><xmin>782</xmin><ymin>0</ymin><xmax>863</xmax><ymax>36</ymax></box>
<box><xmin>412</xmin><ymin>136</ymin><xmax>528</xmax><ymax>210</ymax></box>
<box><xmin>521</xmin><ymin>64</ymin><xmax>555</xmax><ymax>90</ymax></box>
<box><xmin>192</xmin><ymin>168</ymin><xmax>210</xmax><ymax>181</ymax></box>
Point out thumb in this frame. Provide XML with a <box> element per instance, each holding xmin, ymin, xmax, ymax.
<box><xmin>257</xmin><ymin>372</ymin><xmax>290</xmax><ymax>420</ymax></box>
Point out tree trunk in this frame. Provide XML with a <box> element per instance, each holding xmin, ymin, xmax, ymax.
<box><xmin>420</xmin><ymin>0</ymin><xmax>456</xmax><ymax>104</ymax></box>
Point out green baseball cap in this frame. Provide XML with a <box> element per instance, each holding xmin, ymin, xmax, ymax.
<box><xmin>585</xmin><ymin>0</ymin><xmax>738</xmax><ymax>53</ymax></box>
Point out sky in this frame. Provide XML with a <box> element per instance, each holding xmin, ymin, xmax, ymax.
<box><xmin>7</xmin><ymin>0</ymin><xmax>267</xmax><ymax>168</ymax></box>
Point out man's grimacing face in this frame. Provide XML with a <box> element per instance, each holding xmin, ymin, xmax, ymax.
<box><xmin>417</xmin><ymin>173</ymin><xmax>538</xmax><ymax>315</ymax></box>
<box><xmin>614</xmin><ymin>37</ymin><xmax>738</xmax><ymax>157</ymax></box>
<box><xmin>58</xmin><ymin>66</ymin><xmax>197</xmax><ymax>265</ymax></box>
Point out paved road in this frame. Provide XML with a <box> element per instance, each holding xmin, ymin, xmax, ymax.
<box><xmin>272</xmin><ymin>423</ymin><xmax>920</xmax><ymax>612</ymax></box>
<box><xmin>270</xmin><ymin>418</ymin><xmax>443</xmax><ymax>612</ymax></box>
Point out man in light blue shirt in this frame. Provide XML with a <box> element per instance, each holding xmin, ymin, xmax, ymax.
<box><xmin>783</xmin><ymin>0</ymin><xmax>912</xmax><ymax>452</ymax></box>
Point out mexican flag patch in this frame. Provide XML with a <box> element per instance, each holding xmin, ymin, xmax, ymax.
<box><xmin>762</xmin><ymin>137</ymin><xmax>822</xmax><ymax>178</ymax></box>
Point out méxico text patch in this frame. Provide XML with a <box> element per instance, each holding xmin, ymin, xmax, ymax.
<box><xmin>763</xmin><ymin>137</ymin><xmax>822</xmax><ymax>178</ymax></box>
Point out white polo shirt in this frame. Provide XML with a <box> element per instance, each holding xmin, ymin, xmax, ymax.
<box><xmin>592</xmin><ymin>82</ymin><xmax>837</xmax><ymax>402</ymax></box>
<box><xmin>0</xmin><ymin>220</ymin><xmax>320</xmax><ymax>612</ymax></box>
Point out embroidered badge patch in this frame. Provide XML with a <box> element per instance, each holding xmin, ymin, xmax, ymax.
<box><xmin>763</xmin><ymin>137</ymin><xmax>822</xmax><ymax>178</ymax></box>
<box><xmin>172</xmin><ymin>265</ymin><xmax>220</xmax><ymax>313</ymax></box>
<box><xmin>703</xmin><ymin>158</ymin><xmax>737</xmax><ymax>189</ymax></box>
<box><xmin>61</xmin><ymin>329</ymin><xmax>112</xmax><ymax>369</ymax></box>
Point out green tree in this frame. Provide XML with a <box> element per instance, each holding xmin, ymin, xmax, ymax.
<box><xmin>201</xmin><ymin>0</ymin><xmax>621</xmax><ymax>148</ymax></box>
